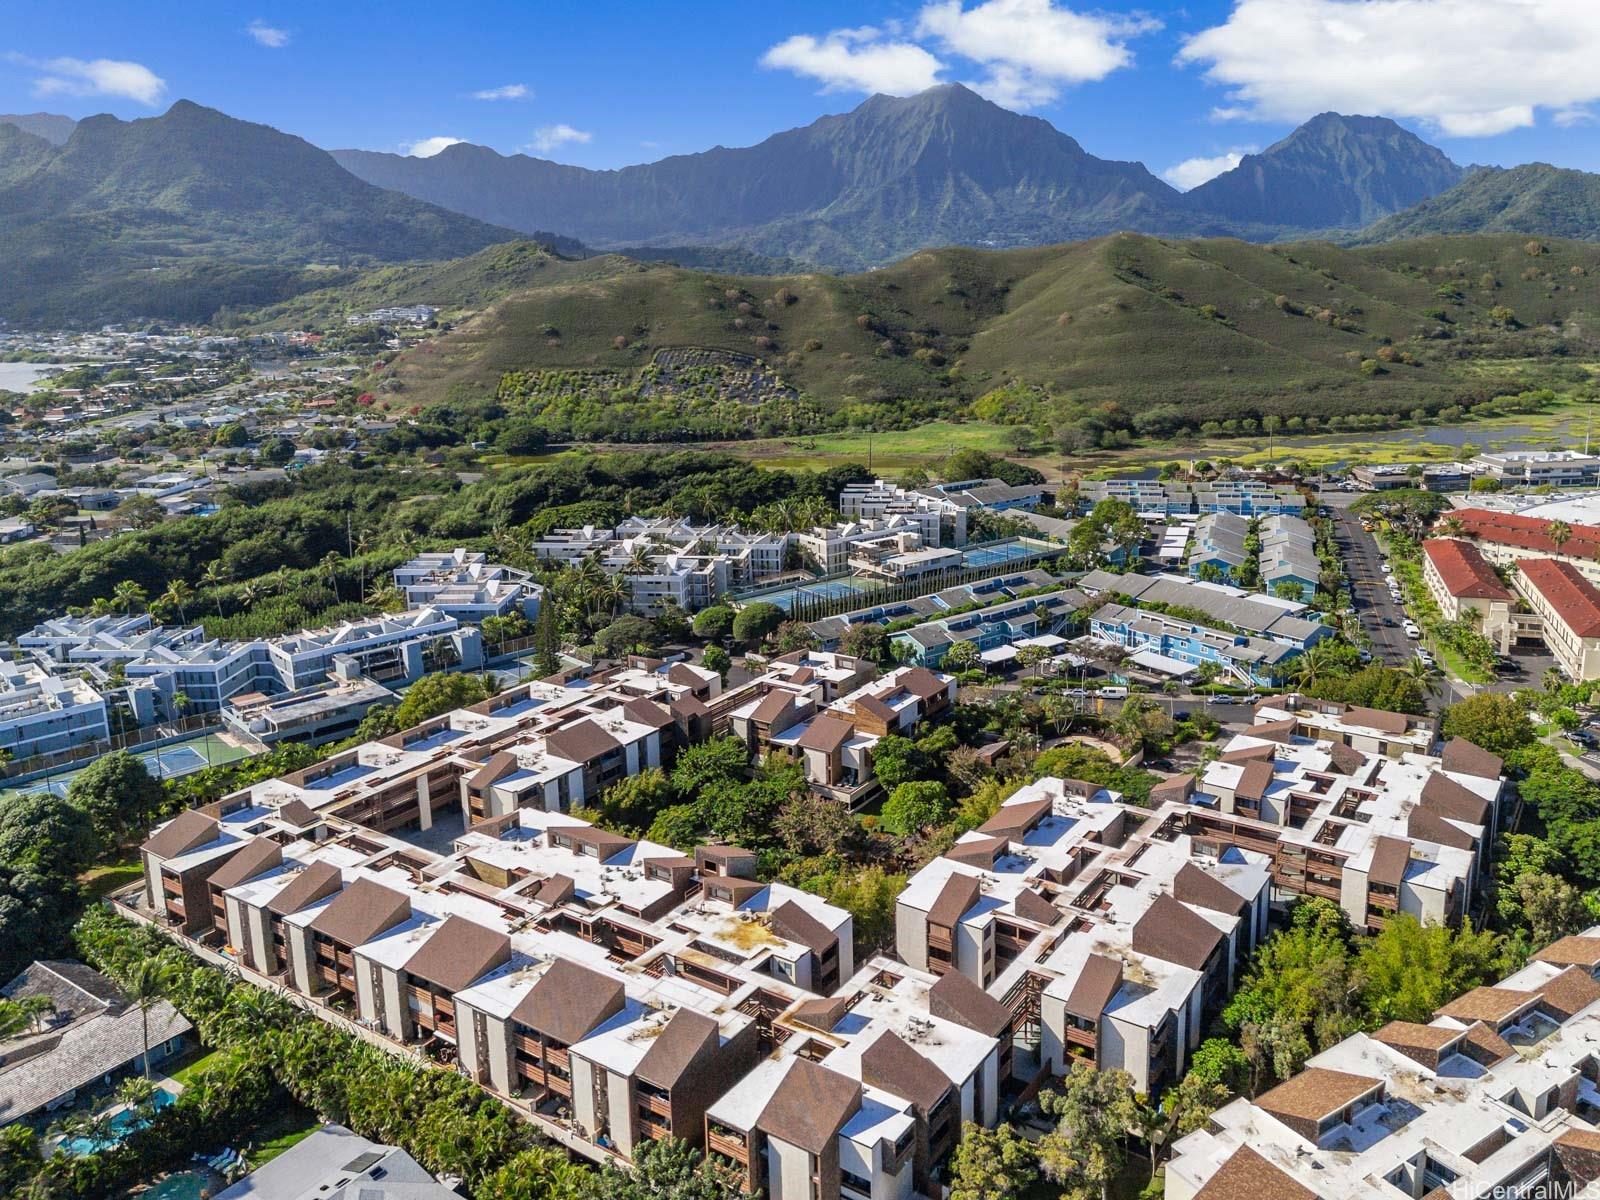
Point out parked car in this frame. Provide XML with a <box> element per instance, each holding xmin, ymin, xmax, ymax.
<box><xmin>1403</xmin><ymin>622</ymin><xmax>1421</xmax><ymax>639</ymax></box>
<box><xmin>1096</xmin><ymin>686</ymin><xmax>1129</xmax><ymax>699</ymax></box>
<box><xmin>1415</xmin><ymin>648</ymin><xmax>1434</xmax><ymax>667</ymax></box>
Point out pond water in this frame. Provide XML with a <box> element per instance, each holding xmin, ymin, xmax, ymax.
<box><xmin>0</xmin><ymin>363</ymin><xmax>70</xmax><ymax>392</ymax></box>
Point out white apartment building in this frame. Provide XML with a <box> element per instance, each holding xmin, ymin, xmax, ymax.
<box><xmin>393</xmin><ymin>549</ymin><xmax>542</xmax><ymax>622</ymax></box>
<box><xmin>1472</xmin><ymin>449</ymin><xmax>1600</xmax><ymax>487</ymax></box>
<box><xmin>1516</xmin><ymin>557</ymin><xmax>1600</xmax><ymax>682</ymax></box>
<box><xmin>1167</xmin><ymin>928</ymin><xmax>1600</xmax><ymax>1200</ymax></box>
<box><xmin>0</xmin><ymin>658</ymin><xmax>110</xmax><ymax>760</ymax></box>
<box><xmin>838</xmin><ymin>479</ymin><xmax>966</xmax><ymax>546</ymax></box>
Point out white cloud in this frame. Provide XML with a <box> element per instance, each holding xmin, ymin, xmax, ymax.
<box><xmin>246</xmin><ymin>20</ymin><xmax>291</xmax><ymax>48</ymax></box>
<box><xmin>1163</xmin><ymin>148</ymin><xmax>1255</xmax><ymax>190</ymax></box>
<box><xmin>472</xmin><ymin>83</ymin><xmax>529</xmax><ymax>101</ymax></box>
<box><xmin>918</xmin><ymin>0</ymin><xmax>1161</xmax><ymax>108</ymax></box>
<box><xmin>10</xmin><ymin>54</ymin><xmax>167</xmax><ymax>105</ymax></box>
<box><xmin>1179</xmin><ymin>0</ymin><xmax>1600</xmax><ymax>138</ymax></box>
<box><xmin>760</xmin><ymin>27</ymin><xmax>945</xmax><ymax>96</ymax></box>
<box><xmin>528</xmin><ymin>124</ymin><xmax>591</xmax><ymax>153</ymax></box>
<box><xmin>404</xmin><ymin>136</ymin><xmax>466</xmax><ymax>158</ymax></box>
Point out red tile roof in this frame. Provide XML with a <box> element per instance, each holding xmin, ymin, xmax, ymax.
<box><xmin>1519</xmin><ymin>557</ymin><xmax>1600</xmax><ymax>638</ymax></box>
<box><xmin>1451</xmin><ymin>507</ymin><xmax>1600</xmax><ymax>559</ymax></box>
<box><xmin>1423</xmin><ymin>539</ymin><xmax>1512</xmax><ymax>601</ymax></box>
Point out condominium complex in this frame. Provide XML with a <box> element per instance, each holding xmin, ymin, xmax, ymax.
<box><xmin>1077</xmin><ymin>480</ymin><xmax>1304</xmax><ymax>517</ymax></box>
<box><xmin>1471</xmin><ymin>449</ymin><xmax>1600</xmax><ymax>487</ymax></box>
<box><xmin>1515</xmin><ymin>558</ymin><xmax>1600</xmax><ymax>682</ymax></box>
<box><xmin>1188</xmin><ymin>512</ymin><xmax>1319</xmax><ymax>597</ymax></box>
<box><xmin>393</xmin><ymin>549</ymin><xmax>543</xmax><ymax>622</ymax></box>
<box><xmin>0</xmin><ymin>658</ymin><xmax>111</xmax><ymax>761</ymax></box>
<box><xmin>122</xmin><ymin>662</ymin><xmax>1508</xmax><ymax>1198</ymax></box>
<box><xmin>13</xmin><ymin>608</ymin><xmax>479</xmax><ymax>734</ymax></box>
<box><xmin>1079</xmin><ymin>570</ymin><xmax>1329</xmax><ymax>685</ymax></box>
<box><xmin>1442</xmin><ymin>507</ymin><xmax>1600</xmax><ymax>587</ymax></box>
<box><xmin>1422</xmin><ymin>538</ymin><xmax>1516</xmax><ymax>651</ymax></box>
<box><xmin>1168</xmin><ymin>928</ymin><xmax>1600</xmax><ymax>1200</ymax></box>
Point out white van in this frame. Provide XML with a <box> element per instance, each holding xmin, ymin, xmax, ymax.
<box><xmin>1096</xmin><ymin>686</ymin><xmax>1129</xmax><ymax>700</ymax></box>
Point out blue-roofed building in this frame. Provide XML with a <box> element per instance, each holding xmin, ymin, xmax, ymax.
<box><xmin>889</xmin><ymin>587</ymin><xmax>1088</xmax><ymax>667</ymax></box>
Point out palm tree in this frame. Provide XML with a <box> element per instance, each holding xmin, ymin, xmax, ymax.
<box><xmin>200</xmin><ymin>561</ymin><xmax>228</xmax><ymax>618</ymax></box>
<box><xmin>115</xmin><ymin>1075</ymin><xmax>157</xmax><ymax>1113</ymax></box>
<box><xmin>1547</xmin><ymin>520</ymin><xmax>1574</xmax><ymax>553</ymax></box>
<box><xmin>158</xmin><ymin>578</ymin><xmax>193</xmax><ymax>625</ymax></box>
<box><xmin>0</xmin><ymin>994</ymin><xmax>53</xmax><ymax>1037</ymax></box>
<box><xmin>171</xmin><ymin>691</ymin><xmax>191</xmax><ymax>720</ymax></box>
<box><xmin>1438</xmin><ymin>516</ymin><xmax>1467</xmax><ymax>540</ymax></box>
<box><xmin>123</xmin><ymin>959</ymin><xmax>174</xmax><ymax>1079</ymax></box>
<box><xmin>88</xmin><ymin>596</ymin><xmax>116</xmax><ymax>618</ymax></box>
<box><xmin>111</xmin><ymin>580</ymin><xmax>147</xmax><ymax>615</ymax></box>
<box><xmin>321</xmin><ymin>550</ymin><xmax>343</xmax><ymax>601</ymax></box>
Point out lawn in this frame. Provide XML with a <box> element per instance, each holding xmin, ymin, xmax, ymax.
<box><xmin>168</xmin><ymin>1049</ymin><xmax>224</xmax><ymax>1088</ymax></box>
<box><xmin>731</xmin><ymin>421</ymin><xmax>1016</xmax><ymax>472</ymax></box>
<box><xmin>80</xmin><ymin>858</ymin><xmax>144</xmax><ymax>899</ymax></box>
<box><xmin>246</xmin><ymin>1108</ymin><xmax>320</xmax><ymax>1168</ymax></box>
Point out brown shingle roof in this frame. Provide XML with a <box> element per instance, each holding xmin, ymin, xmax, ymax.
<box><xmin>852</xmin><ymin>694</ymin><xmax>898</xmax><ymax>725</ymax></box>
<box><xmin>1407</xmin><ymin>805</ymin><xmax>1475</xmax><ymax>851</ymax></box>
<box><xmin>1013</xmin><ymin>887</ymin><xmax>1059</xmax><ymax>926</ymax></box>
<box><xmin>469</xmin><ymin>750</ymin><xmax>518</xmax><ymax>791</ymax></box>
<box><xmin>1420</xmin><ymin>772</ymin><xmax>1490</xmax><ymax>825</ymax></box>
<box><xmin>1172</xmin><ymin>863</ymin><xmax>1247</xmax><ymax>916</ymax></box>
<box><xmin>512</xmin><ymin>959</ymin><xmax>625</xmax><ymax>1045</ymax></box>
<box><xmin>1220</xmin><ymin>743</ymin><xmax>1276</xmax><ymax>765</ymax></box>
<box><xmin>141</xmin><ymin>810</ymin><xmax>219</xmax><ymax>859</ymax></box>
<box><xmin>308</xmin><ymin>877</ymin><xmax>410</xmax><ymax>947</ymax></box>
<box><xmin>403</xmin><ymin>915</ymin><xmax>511</xmax><ymax>993</ymax></box>
<box><xmin>278</xmin><ymin>799</ymin><xmax>319</xmax><ymax>829</ymax></box>
<box><xmin>977</xmin><ymin>796</ymin><xmax>1053</xmax><ymax>838</ymax></box>
<box><xmin>1461</xmin><ymin>1021</ymin><xmax>1515</xmax><ymax>1065</ymax></box>
<box><xmin>1367</xmin><ymin>836</ymin><xmax>1412</xmax><ymax>890</ymax></box>
<box><xmin>756</xmin><ymin>1059</ymin><xmax>861</xmax><ymax>1154</ymax></box>
<box><xmin>749</xmin><ymin>690</ymin><xmax>797</xmax><ymax>725</ymax></box>
<box><xmin>791</xmin><ymin>993</ymin><xmax>852</xmax><ymax>1033</ymax></box>
<box><xmin>928</xmin><ymin>969</ymin><xmax>1012</xmax><ymax>1039</ymax></box>
<box><xmin>1345</xmin><ymin>705</ymin><xmax>1413</xmax><ymax>735</ymax></box>
<box><xmin>1441</xmin><ymin>737</ymin><xmax>1503</xmax><ymax>780</ymax></box>
<box><xmin>1258</xmin><ymin>1067</ymin><xmax>1382</xmax><ymax>1124</ymax></box>
<box><xmin>1194</xmin><ymin>1145</ymin><xmax>1318</xmax><ymax>1200</ymax></box>
<box><xmin>768</xmin><ymin>900</ymin><xmax>837</xmax><ymax>957</ymax></box>
<box><xmin>1149</xmin><ymin>773</ymin><xmax>1196</xmax><ymax>802</ymax></box>
<box><xmin>1435</xmin><ymin>986</ymin><xmax>1537</xmax><ymax>1024</ymax></box>
<box><xmin>1132</xmin><ymin>893</ymin><xmax>1224</xmax><ymax>971</ymax></box>
<box><xmin>1327</xmin><ymin>741</ymin><xmax>1366</xmax><ymax>777</ymax></box>
<box><xmin>1235</xmin><ymin>759</ymin><xmax>1276</xmax><ymax>802</ymax></box>
<box><xmin>926</xmin><ymin>873</ymin><xmax>981</xmax><ymax>928</ymax></box>
<box><xmin>622</xmin><ymin>697</ymin><xmax>675</xmax><ymax>731</ymax></box>
<box><xmin>535</xmin><ymin>874</ymin><xmax>576</xmax><ymax>905</ymax></box>
<box><xmin>795</xmin><ymin>714</ymin><xmax>854</xmax><ymax>754</ymax></box>
<box><xmin>1063</xmin><ymin>953</ymin><xmax>1123</xmax><ymax>1022</ymax></box>
<box><xmin>1537</xmin><ymin>965</ymin><xmax>1600</xmax><ymax>1020</ymax></box>
<box><xmin>265</xmin><ymin>860</ymin><xmax>343</xmax><ymax>916</ymax></box>
<box><xmin>1532</xmin><ymin>935</ymin><xmax>1600</xmax><ymax>969</ymax></box>
<box><xmin>1371</xmin><ymin>1020</ymin><xmax>1464</xmax><ymax>1065</ymax></box>
<box><xmin>900</xmin><ymin>667</ymin><xmax>949</xmax><ymax>702</ymax></box>
<box><xmin>637</xmin><ymin>1008</ymin><xmax>719</xmax><ymax>1090</ymax></box>
<box><xmin>860</xmin><ymin>1029</ymin><xmax>952</xmax><ymax>1113</ymax></box>
<box><xmin>944</xmin><ymin>836</ymin><xmax>1008</xmax><ymax>869</ymax></box>
<box><xmin>206</xmin><ymin>839</ymin><xmax>283</xmax><ymax>892</ymax></box>
<box><xmin>543</xmin><ymin>719</ymin><xmax>621</xmax><ymax>763</ymax></box>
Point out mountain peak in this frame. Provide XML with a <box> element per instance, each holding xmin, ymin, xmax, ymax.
<box><xmin>1187</xmin><ymin>110</ymin><xmax>1462</xmax><ymax>229</ymax></box>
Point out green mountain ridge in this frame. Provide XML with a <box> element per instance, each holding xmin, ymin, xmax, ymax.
<box><xmin>366</xmin><ymin>232</ymin><xmax>1600</xmax><ymax>435</ymax></box>
<box><xmin>0</xmin><ymin>101</ymin><xmax>520</xmax><ymax>325</ymax></box>
<box><xmin>1360</xmin><ymin>163</ymin><xmax>1600</xmax><ymax>243</ymax></box>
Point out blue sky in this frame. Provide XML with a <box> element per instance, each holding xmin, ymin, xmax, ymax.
<box><xmin>5</xmin><ymin>1</ymin><xmax>1599</xmax><ymax>186</ymax></box>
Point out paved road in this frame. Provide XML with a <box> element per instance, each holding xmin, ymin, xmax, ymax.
<box><xmin>1327</xmin><ymin>504</ymin><xmax>1412</xmax><ymax>667</ymax></box>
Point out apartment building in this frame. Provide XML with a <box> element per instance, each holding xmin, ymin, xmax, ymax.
<box><xmin>1167</xmin><ymin>927</ymin><xmax>1600</xmax><ymax>1200</ymax></box>
<box><xmin>728</xmin><ymin>662</ymin><xmax>955</xmax><ymax>806</ymax></box>
<box><xmin>1350</xmin><ymin>462</ymin><xmax>1469</xmax><ymax>492</ymax></box>
<box><xmin>1472</xmin><ymin>449</ymin><xmax>1600</xmax><ymax>487</ymax></box>
<box><xmin>1149</xmin><ymin>704</ymin><xmax>1504</xmax><ymax>932</ymax></box>
<box><xmin>894</xmin><ymin>777</ymin><xmax>1271</xmax><ymax>1095</ymax></box>
<box><xmin>837</xmin><ymin>479</ymin><xmax>966</xmax><ymax>546</ymax></box>
<box><xmin>17</xmin><ymin>608</ymin><xmax>479</xmax><ymax>724</ymax></box>
<box><xmin>1077</xmin><ymin>479</ymin><xmax>1307</xmax><ymax>518</ymax></box>
<box><xmin>392</xmin><ymin>549</ymin><xmax>542</xmax><ymax>622</ymax></box>
<box><xmin>220</xmin><ymin>679</ymin><xmax>396</xmax><ymax>747</ymax></box>
<box><xmin>1258</xmin><ymin>515</ymin><xmax>1320</xmax><ymax>598</ymax></box>
<box><xmin>1441</xmin><ymin>507</ymin><xmax>1600</xmax><ymax>587</ymax></box>
<box><xmin>1078</xmin><ymin>571</ymin><xmax>1329</xmax><ymax>651</ymax></box>
<box><xmin>1422</xmin><ymin>538</ymin><xmax>1515</xmax><ymax>649</ymax></box>
<box><xmin>888</xmin><ymin>586</ymin><xmax>1087</xmax><ymax>669</ymax></box>
<box><xmin>793</xmin><ymin>517</ymin><xmax>940</xmax><ymax>577</ymax></box>
<box><xmin>1516</xmin><ymin>557</ymin><xmax>1600</xmax><ymax>682</ymax></box>
<box><xmin>807</xmin><ymin>568</ymin><xmax>1067</xmax><ymax>650</ymax></box>
<box><xmin>0</xmin><ymin>658</ymin><xmax>109</xmax><ymax>761</ymax></box>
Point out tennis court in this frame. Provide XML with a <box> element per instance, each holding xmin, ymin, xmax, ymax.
<box><xmin>961</xmin><ymin>539</ymin><xmax>1053</xmax><ymax>569</ymax></box>
<box><xmin>748</xmin><ymin>578</ymin><xmax>878</xmax><ymax>613</ymax></box>
<box><xmin>144</xmin><ymin>745</ymin><xmax>209</xmax><ymax>777</ymax></box>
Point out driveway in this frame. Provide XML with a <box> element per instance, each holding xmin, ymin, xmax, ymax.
<box><xmin>1328</xmin><ymin>505</ymin><xmax>1412</xmax><ymax>667</ymax></box>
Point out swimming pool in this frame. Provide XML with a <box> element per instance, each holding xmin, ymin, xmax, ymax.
<box><xmin>143</xmin><ymin>1169</ymin><xmax>211</xmax><ymax>1200</ymax></box>
<box><xmin>60</xmin><ymin>1088</ymin><xmax>176</xmax><ymax>1155</ymax></box>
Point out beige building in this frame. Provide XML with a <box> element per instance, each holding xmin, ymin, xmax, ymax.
<box><xmin>1516</xmin><ymin>557</ymin><xmax>1600</xmax><ymax>681</ymax></box>
<box><xmin>1422</xmin><ymin>538</ymin><xmax>1514</xmax><ymax>649</ymax></box>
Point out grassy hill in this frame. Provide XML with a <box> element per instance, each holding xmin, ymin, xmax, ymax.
<box><xmin>1361</xmin><ymin>164</ymin><xmax>1600</xmax><ymax>243</ymax></box>
<box><xmin>366</xmin><ymin>232</ymin><xmax>1600</xmax><ymax>440</ymax></box>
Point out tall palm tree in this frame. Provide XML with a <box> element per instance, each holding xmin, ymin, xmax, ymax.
<box><xmin>88</xmin><ymin>596</ymin><xmax>115</xmax><ymax>618</ymax></box>
<box><xmin>0</xmin><ymin>994</ymin><xmax>53</xmax><ymax>1038</ymax></box>
<box><xmin>1438</xmin><ymin>516</ymin><xmax>1467</xmax><ymax>540</ymax></box>
<box><xmin>111</xmin><ymin>580</ymin><xmax>147</xmax><ymax>616</ymax></box>
<box><xmin>1547</xmin><ymin>520</ymin><xmax>1574</xmax><ymax>553</ymax></box>
<box><xmin>158</xmin><ymin>578</ymin><xmax>193</xmax><ymax>625</ymax></box>
<box><xmin>123</xmin><ymin>959</ymin><xmax>174</xmax><ymax>1079</ymax></box>
<box><xmin>321</xmin><ymin>550</ymin><xmax>343</xmax><ymax>601</ymax></box>
<box><xmin>200</xmin><ymin>561</ymin><xmax>228</xmax><ymax>618</ymax></box>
